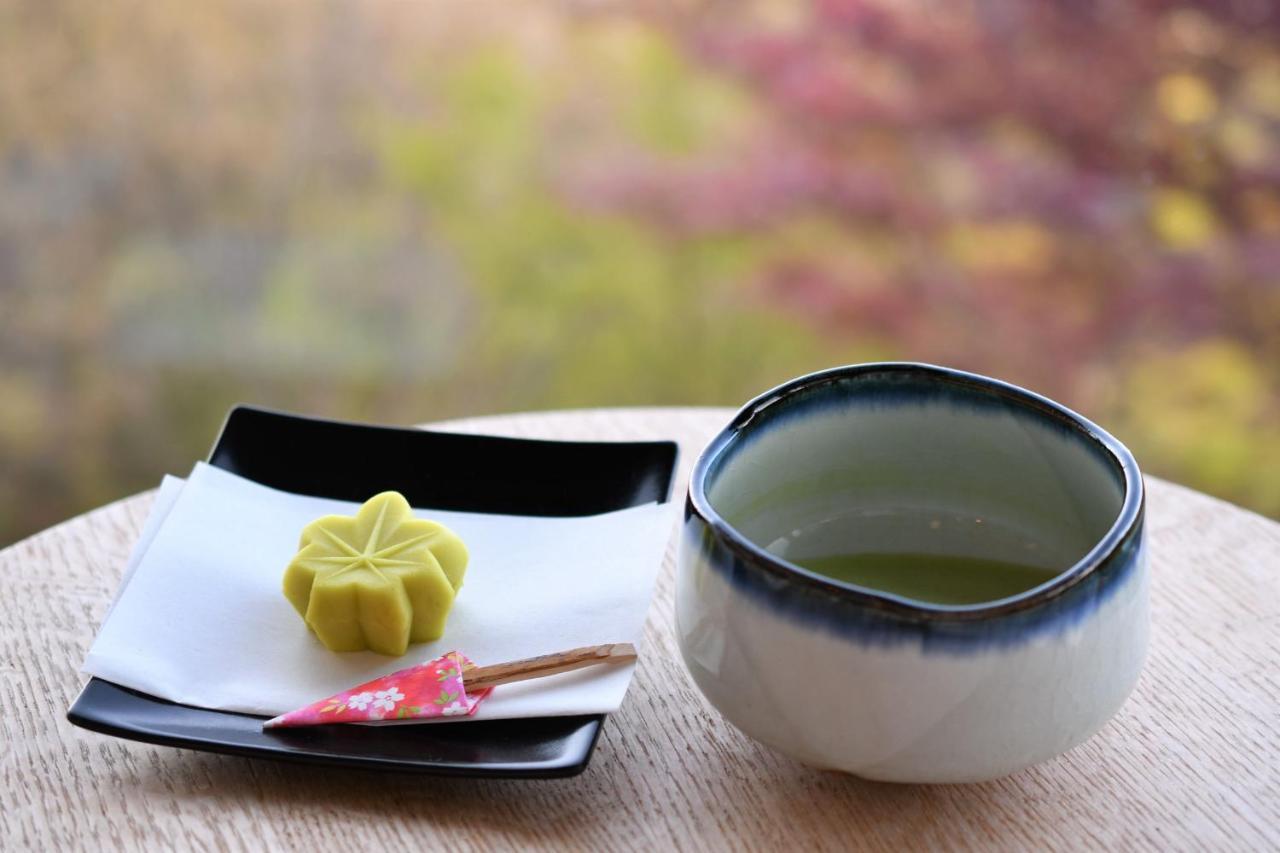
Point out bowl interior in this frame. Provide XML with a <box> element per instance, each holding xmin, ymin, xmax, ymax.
<box><xmin>703</xmin><ymin>368</ymin><xmax>1127</xmax><ymax>606</ymax></box>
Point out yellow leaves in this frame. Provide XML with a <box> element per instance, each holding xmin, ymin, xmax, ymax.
<box><xmin>0</xmin><ymin>376</ymin><xmax>48</xmax><ymax>455</ymax></box>
<box><xmin>1120</xmin><ymin>342</ymin><xmax>1280</xmax><ymax>512</ymax></box>
<box><xmin>1217</xmin><ymin>118</ymin><xmax>1270</xmax><ymax>169</ymax></box>
<box><xmin>945</xmin><ymin>221</ymin><xmax>1054</xmax><ymax>275</ymax></box>
<box><xmin>583</xmin><ymin>22</ymin><xmax>758</xmax><ymax>155</ymax></box>
<box><xmin>1150</xmin><ymin>188</ymin><xmax>1218</xmax><ymax>250</ymax></box>
<box><xmin>1240</xmin><ymin>61</ymin><xmax>1280</xmax><ymax>119</ymax></box>
<box><xmin>1157</xmin><ymin>73</ymin><xmax>1218</xmax><ymax>125</ymax></box>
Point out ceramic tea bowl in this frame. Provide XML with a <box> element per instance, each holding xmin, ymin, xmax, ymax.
<box><xmin>676</xmin><ymin>363</ymin><xmax>1147</xmax><ymax>783</ymax></box>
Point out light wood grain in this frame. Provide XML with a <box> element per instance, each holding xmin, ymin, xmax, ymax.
<box><xmin>2</xmin><ymin>407</ymin><xmax>1277</xmax><ymax>852</ymax></box>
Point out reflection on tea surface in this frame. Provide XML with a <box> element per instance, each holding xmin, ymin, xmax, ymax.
<box><xmin>791</xmin><ymin>553</ymin><xmax>1059</xmax><ymax>605</ymax></box>
<box><xmin>765</xmin><ymin>505</ymin><xmax>1068</xmax><ymax>606</ymax></box>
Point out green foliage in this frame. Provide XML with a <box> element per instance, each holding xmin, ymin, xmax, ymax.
<box><xmin>584</xmin><ymin>23</ymin><xmax>759</xmax><ymax>154</ymax></box>
<box><xmin>0</xmin><ymin>3</ymin><xmax>1276</xmax><ymax>547</ymax></box>
<box><xmin>1113</xmin><ymin>342</ymin><xmax>1280</xmax><ymax>514</ymax></box>
<box><xmin>373</xmin><ymin>46</ymin><xmax>828</xmax><ymax>410</ymax></box>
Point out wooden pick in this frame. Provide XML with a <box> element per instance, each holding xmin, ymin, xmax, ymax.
<box><xmin>459</xmin><ymin>643</ymin><xmax>637</xmax><ymax>694</ymax></box>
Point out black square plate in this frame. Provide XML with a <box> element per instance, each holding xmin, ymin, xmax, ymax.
<box><xmin>67</xmin><ymin>405</ymin><xmax>678</xmax><ymax>777</ymax></box>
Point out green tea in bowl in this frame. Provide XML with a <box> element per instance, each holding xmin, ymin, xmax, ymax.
<box><xmin>791</xmin><ymin>553</ymin><xmax>1058</xmax><ymax>606</ymax></box>
<box><xmin>763</xmin><ymin>505</ymin><xmax>1067</xmax><ymax>606</ymax></box>
<box><xmin>676</xmin><ymin>362</ymin><xmax>1148</xmax><ymax>782</ymax></box>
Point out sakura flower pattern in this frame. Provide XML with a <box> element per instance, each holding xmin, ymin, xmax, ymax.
<box><xmin>372</xmin><ymin>687</ymin><xmax>405</xmax><ymax>714</ymax></box>
<box><xmin>347</xmin><ymin>692</ymin><xmax>374</xmax><ymax>711</ymax></box>
<box><xmin>263</xmin><ymin>652</ymin><xmax>492</xmax><ymax>729</ymax></box>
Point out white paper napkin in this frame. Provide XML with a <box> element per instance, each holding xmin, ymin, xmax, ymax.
<box><xmin>100</xmin><ymin>474</ymin><xmax>185</xmax><ymax>625</ymax></box>
<box><xmin>84</xmin><ymin>462</ymin><xmax>675</xmax><ymax>721</ymax></box>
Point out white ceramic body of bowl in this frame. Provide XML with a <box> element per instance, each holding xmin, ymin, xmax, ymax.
<box><xmin>676</xmin><ymin>363</ymin><xmax>1148</xmax><ymax>783</ymax></box>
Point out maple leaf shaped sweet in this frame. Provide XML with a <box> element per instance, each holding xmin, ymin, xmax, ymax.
<box><xmin>282</xmin><ymin>492</ymin><xmax>468</xmax><ymax>655</ymax></box>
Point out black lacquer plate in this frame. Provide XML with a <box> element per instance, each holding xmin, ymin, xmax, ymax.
<box><xmin>67</xmin><ymin>405</ymin><xmax>678</xmax><ymax>778</ymax></box>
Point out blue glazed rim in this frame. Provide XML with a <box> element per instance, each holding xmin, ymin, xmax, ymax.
<box><xmin>688</xmin><ymin>362</ymin><xmax>1145</xmax><ymax>622</ymax></box>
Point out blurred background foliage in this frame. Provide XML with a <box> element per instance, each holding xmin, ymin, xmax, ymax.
<box><xmin>1</xmin><ymin>0</ymin><xmax>1278</xmax><ymax>545</ymax></box>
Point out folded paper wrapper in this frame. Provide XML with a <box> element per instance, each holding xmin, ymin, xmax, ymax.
<box><xmin>263</xmin><ymin>652</ymin><xmax>490</xmax><ymax>728</ymax></box>
<box><xmin>83</xmin><ymin>463</ymin><xmax>675</xmax><ymax>722</ymax></box>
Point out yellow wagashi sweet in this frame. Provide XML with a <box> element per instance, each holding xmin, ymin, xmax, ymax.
<box><xmin>283</xmin><ymin>492</ymin><xmax>468</xmax><ymax>655</ymax></box>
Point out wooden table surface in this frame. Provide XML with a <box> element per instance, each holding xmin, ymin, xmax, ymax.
<box><xmin>3</xmin><ymin>407</ymin><xmax>1278</xmax><ymax>851</ymax></box>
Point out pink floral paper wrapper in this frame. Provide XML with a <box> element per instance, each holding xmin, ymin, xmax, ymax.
<box><xmin>263</xmin><ymin>652</ymin><xmax>490</xmax><ymax>729</ymax></box>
